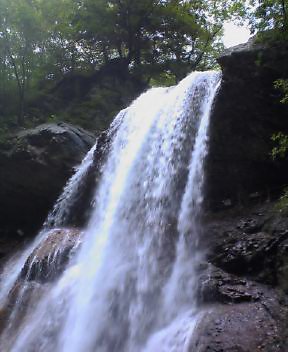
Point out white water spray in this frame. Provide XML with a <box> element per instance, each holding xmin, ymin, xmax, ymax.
<box><xmin>0</xmin><ymin>71</ymin><xmax>221</xmax><ymax>352</ymax></box>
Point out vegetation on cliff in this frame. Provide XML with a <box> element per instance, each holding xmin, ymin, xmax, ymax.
<box><xmin>0</xmin><ymin>0</ymin><xmax>287</xmax><ymax>141</ymax></box>
<box><xmin>0</xmin><ymin>0</ymin><xmax>246</xmax><ymax>133</ymax></box>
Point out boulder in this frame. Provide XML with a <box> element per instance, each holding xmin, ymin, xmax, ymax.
<box><xmin>21</xmin><ymin>227</ymin><xmax>83</xmax><ymax>282</ymax></box>
<box><xmin>0</xmin><ymin>123</ymin><xmax>95</xmax><ymax>239</ymax></box>
<box><xmin>206</xmin><ymin>37</ymin><xmax>288</xmax><ymax>210</ymax></box>
<box><xmin>0</xmin><ymin>228</ymin><xmax>82</xmax><ymax>338</ymax></box>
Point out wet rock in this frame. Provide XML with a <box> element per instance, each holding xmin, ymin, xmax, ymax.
<box><xmin>204</xmin><ymin>202</ymin><xmax>288</xmax><ymax>287</ymax></box>
<box><xmin>212</xmin><ymin>231</ymin><xmax>275</xmax><ymax>276</ymax></box>
<box><xmin>195</xmin><ymin>201</ymin><xmax>288</xmax><ymax>352</ymax></box>
<box><xmin>191</xmin><ymin>298</ymin><xmax>287</xmax><ymax>352</ymax></box>
<box><xmin>21</xmin><ymin>228</ymin><xmax>82</xmax><ymax>282</ymax></box>
<box><xmin>0</xmin><ymin>279</ymin><xmax>48</xmax><ymax>337</ymax></box>
<box><xmin>0</xmin><ymin>123</ymin><xmax>95</xmax><ymax>238</ymax></box>
<box><xmin>236</xmin><ymin>218</ymin><xmax>261</xmax><ymax>233</ymax></box>
<box><xmin>62</xmin><ymin>124</ymin><xmax>117</xmax><ymax>228</ymax></box>
<box><xmin>198</xmin><ymin>264</ymin><xmax>261</xmax><ymax>304</ymax></box>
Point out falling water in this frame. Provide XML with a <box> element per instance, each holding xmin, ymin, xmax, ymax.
<box><xmin>45</xmin><ymin>143</ymin><xmax>97</xmax><ymax>228</ymax></box>
<box><xmin>0</xmin><ymin>140</ymin><xmax>97</xmax><ymax>307</ymax></box>
<box><xmin>0</xmin><ymin>71</ymin><xmax>221</xmax><ymax>352</ymax></box>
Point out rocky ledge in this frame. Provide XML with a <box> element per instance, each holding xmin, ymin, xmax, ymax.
<box><xmin>0</xmin><ymin>227</ymin><xmax>82</xmax><ymax>335</ymax></box>
<box><xmin>21</xmin><ymin>227</ymin><xmax>83</xmax><ymax>282</ymax></box>
<box><xmin>192</xmin><ymin>37</ymin><xmax>288</xmax><ymax>350</ymax></box>
<box><xmin>193</xmin><ymin>201</ymin><xmax>288</xmax><ymax>351</ymax></box>
<box><xmin>0</xmin><ymin>123</ymin><xmax>95</xmax><ymax>244</ymax></box>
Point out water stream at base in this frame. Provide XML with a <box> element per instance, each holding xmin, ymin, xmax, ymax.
<box><xmin>0</xmin><ymin>71</ymin><xmax>221</xmax><ymax>352</ymax></box>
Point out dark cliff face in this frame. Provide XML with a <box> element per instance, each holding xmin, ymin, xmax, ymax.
<box><xmin>194</xmin><ymin>201</ymin><xmax>288</xmax><ymax>352</ymax></box>
<box><xmin>206</xmin><ymin>38</ymin><xmax>288</xmax><ymax>210</ymax></box>
<box><xmin>195</xmin><ymin>38</ymin><xmax>288</xmax><ymax>352</ymax></box>
<box><xmin>0</xmin><ymin>123</ymin><xmax>95</xmax><ymax>243</ymax></box>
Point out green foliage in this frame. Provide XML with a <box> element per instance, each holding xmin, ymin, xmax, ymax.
<box><xmin>77</xmin><ymin>0</ymin><xmax>240</xmax><ymax>81</ymax></box>
<box><xmin>150</xmin><ymin>72</ymin><xmax>176</xmax><ymax>87</ymax></box>
<box><xmin>275</xmin><ymin>187</ymin><xmax>288</xmax><ymax>214</ymax></box>
<box><xmin>271</xmin><ymin>132</ymin><xmax>288</xmax><ymax>159</ymax></box>
<box><xmin>0</xmin><ymin>0</ymin><xmax>254</xmax><ymax>131</ymax></box>
<box><xmin>233</xmin><ymin>0</ymin><xmax>288</xmax><ymax>44</ymax></box>
<box><xmin>271</xmin><ymin>79</ymin><xmax>288</xmax><ymax>160</ymax></box>
<box><xmin>248</xmin><ymin>0</ymin><xmax>288</xmax><ymax>33</ymax></box>
<box><xmin>0</xmin><ymin>0</ymin><xmax>47</xmax><ymax>124</ymax></box>
<box><xmin>275</xmin><ymin>79</ymin><xmax>288</xmax><ymax>104</ymax></box>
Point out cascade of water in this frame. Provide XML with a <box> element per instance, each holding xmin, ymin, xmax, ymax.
<box><xmin>45</xmin><ymin>143</ymin><xmax>97</xmax><ymax>228</ymax></box>
<box><xmin>45</xmin><ymin>107</ymin><xmax>127</xmax><ymax>229</ymax></box>
<box><xmin>0</xmin><ymin>138</ymin><xmax>97</xmax><ymax>309</ymax></box>
<box><xmin>58</xmin><ymin>71</ymin><xmax>221</xmax><ymax>352</ymax></box>
<box><xmin>0</xmin><ymin>71</ymin><xmax>221</xmax><ymax>352</ymax></box>
<box><xmin>143</xmin><ymin>74</ymin><xmax>221</xmax><ymax>351</ymax></box>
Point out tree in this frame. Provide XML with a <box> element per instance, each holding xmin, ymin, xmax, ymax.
<box><xmin>36</xmin><ymin>0</ymin><xmax>83</xmax><ymax>78</ymax></box>
<box><xmin>0</xmin><ymin>0</ymin><xmax>45</xmax><ymax>124</ymax></box>
<box><xmin>248</xmin><ymin>0</ymin><xmax>288</xmax><ymax>33</ymax></box>
<box><xmin>76</xmin><ymin>0</ymin><xmax>242</xmax><ymax>82</ymax></box>
<box><xmin>0</xmin><ymin>0</ymin><xmax>250</xmax><ymax>128</ymax></box>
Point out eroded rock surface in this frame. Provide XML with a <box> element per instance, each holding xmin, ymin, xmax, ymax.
<box><xmin>205</xmin><ymin>202</ymin><xmax>288</xmax><ymax>290</ymax></box>
<box><xmin>22</xmin><ymin>227</ymin><xmax>82</xmax><ymax>282</ymax></box>
<box><xmin>195</xmin><ymin>200</ymin><xmax>288</xmax><ymax>351</ymax></box>
<box><xmin>191</xmin><ymin>299</ymin><xmax>287</xmax><ymax>352</ymax></box>
<box><xmin>0</xmin><ymin>123</ymin><xmax>95</xmax><ymax>240</ymax></box>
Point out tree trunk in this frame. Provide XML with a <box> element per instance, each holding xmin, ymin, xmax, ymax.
<box><xmin>10</xmin><ymin>56</ymin><xmax>25</xmax><ymax>126</ymax></box>
<box><xmin>17</xmin><ymin>89</ymin><xmax>25</xmax><ymax>125</ymax></box>
<box><xmin>280</xmin><ymin>0</ymin><xmax>287</xmax><ymax>29</ymax></box>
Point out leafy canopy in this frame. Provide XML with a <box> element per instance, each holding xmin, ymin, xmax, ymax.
<box><xmin>0</xmin><ymin>0</ymin><xmax>247</xmax><ymax>127</ymax></box>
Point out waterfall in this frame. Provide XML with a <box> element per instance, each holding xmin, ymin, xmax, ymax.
<box><xmin>45</xmin><ymin>142</ymin><xmax>97</xmax><ymax>228</ymax></box>
<box><xmin>0</xmin><ymin>141</ymin><xmax>97</xmax><ymax>317</ymax></box>
<box><xmin>0</xmin><ymin>71</ymin><xmax>221</xmax><ymax>352</ymax></box>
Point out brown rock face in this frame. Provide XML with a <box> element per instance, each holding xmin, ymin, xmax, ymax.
<box><xmin>0</xmin><ymin>123</ymin><xmax>95</xmax><ymax>240</ymax></box>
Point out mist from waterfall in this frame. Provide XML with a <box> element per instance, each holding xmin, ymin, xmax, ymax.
<box><xmin>0</xmin><ymin>71</ymin><xmax>221</xmax><ymax>352</ymax></box>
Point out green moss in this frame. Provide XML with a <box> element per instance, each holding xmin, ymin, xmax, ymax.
<box><xmin>275</xmin><ymin>188</ymin><xmax>288</xmax><ymax>214</ymax></box>
<box><xmin>150</xmin><ymin>72</ymin><xmax>176</xmax><ymax>87</ymax></box>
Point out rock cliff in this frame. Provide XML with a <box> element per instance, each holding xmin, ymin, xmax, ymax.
<box><xmin>197</xmin><ymin>37</ymin><xmax>288</xmax><ymax>352</ymax></box>
<box><xmin>206</xmin><ymin>37</ymin><xmax>288</xmax><ymax>210</ymax></box>
<box><xmin>0</xmin><ymin>123</ymin><xmax>95</xmax><ymax>245</ymax></box>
